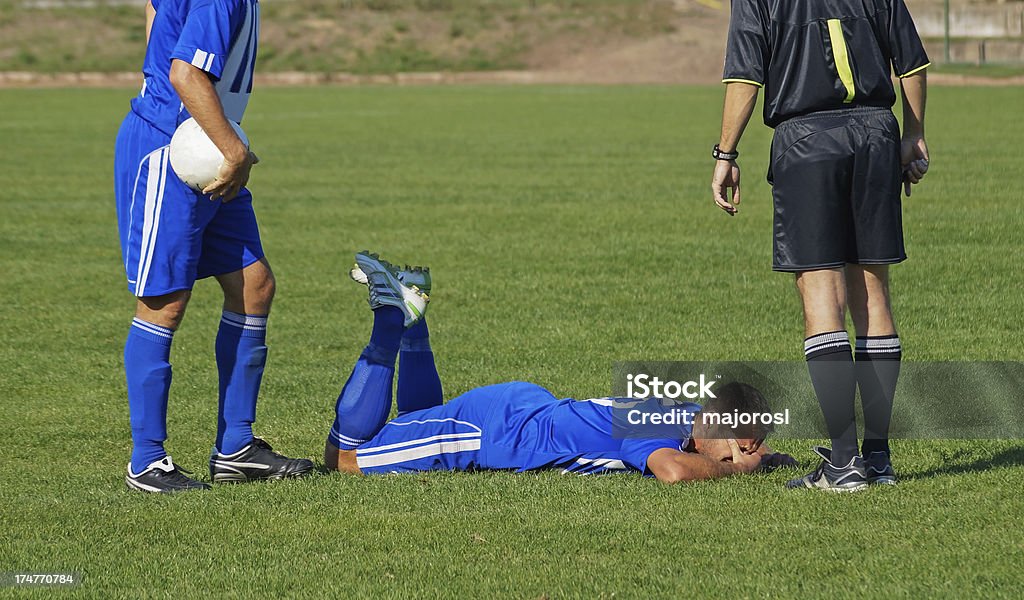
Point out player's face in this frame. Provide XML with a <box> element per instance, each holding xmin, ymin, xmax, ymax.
<box><xmin>693</xmin><ymin>436</ymin><xmax>759</xmax><ymax>462</ymax></box>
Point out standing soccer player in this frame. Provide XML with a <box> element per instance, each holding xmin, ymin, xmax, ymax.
<box><xmin>114</xmin><ymin>0</ymin><xmax>312</xmax><ymax>493</ymax></box>
<box><xmin>710</xmin><ymin>0</ymin><xmax>931</xmax><ymax>491</ymax></box>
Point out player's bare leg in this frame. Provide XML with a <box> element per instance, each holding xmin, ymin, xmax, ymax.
<box><xmin>846</xmin><ymin>264</ymin><xmax>901</xmax><ymax>484</ymax></box>
<box><xmin>208</xmin><ymin>258</ymin><xmax>314</xmax><ymax>483</ymax></box>
<box><xmin>324</xmin><ymin>445</ymin><xmax>362</xmax><ymax>475</ymax></box>
<box><xmin>216</xmin><ymin>257</ymin><xmax>276</xmax><ymax>315</ymax></box>
<box><xmin>135</xmin><ymin>289</ymin><xmax>191</xmax><ymax>329</ymax></box>
<box><xmin>787</xmin><ymin>268</ymin><xmax>868</xmax><ymax>492</ymax></box>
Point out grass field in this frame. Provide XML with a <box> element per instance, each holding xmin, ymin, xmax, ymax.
<box><xmin>1</xmin><ymin>84</ymin><xmax>1023</xmax><ymax>598</ymax></box>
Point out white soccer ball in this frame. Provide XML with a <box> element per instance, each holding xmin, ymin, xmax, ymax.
<box><xmin>168</xmin><ymin>117</ymin><xmax>249</xmax><ymax>192</ymax></box>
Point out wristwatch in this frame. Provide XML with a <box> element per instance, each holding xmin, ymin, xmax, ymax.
<box><xmin>712</xmin><ymin>144</ymin><xmax>739</xmax><ymax>161</ymax></box>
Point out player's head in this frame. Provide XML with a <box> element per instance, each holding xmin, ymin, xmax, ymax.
<box><xmin>690</xmin><ymin>382</ymin><xmax>774</xmax><ymax>460</ymax></box>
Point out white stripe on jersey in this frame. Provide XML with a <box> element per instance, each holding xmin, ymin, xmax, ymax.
<box><xmin>356</xmin><ymin>438</ymin><xmax>482</xmax><ymax>469</ymax></box>
<box><xmin>579</xmin><ymin>397</ymin><xmax>645</xmax><ymax>409</ymax></box>
<box><xmin>215</xmin><ymin>0</ymin><xmax>258</xmax><ymax>123</ymax></box>
<box><xmin>191</xmin><ymin>49</ymin><xmax>209</xmax><ymax>69</ymax></box>
<box><xmin>561</xmin><ymin>457</ymin><xmax>627</xmax><ymax>475</ymax></box>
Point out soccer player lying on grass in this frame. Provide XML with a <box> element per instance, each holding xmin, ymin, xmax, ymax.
<box><xmin>324</xmin><ymin>252</ymin><xmax>796</xmax><ymax>482</ymax></box>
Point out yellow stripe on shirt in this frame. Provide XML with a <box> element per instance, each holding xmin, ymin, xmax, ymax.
<box><xmin>826</xmin><ymin>18</ymin><xmax>856</xmax><ymax>103</ymax></box>
<box><xmin>898</xmin><ymin>62</ymin><xmax>931</xmax><ymax>78</ymax></box>
<box><xmin>722</xmin><ymin>78</ymin><xmax>764</xmax><ymax>87</ymax></box>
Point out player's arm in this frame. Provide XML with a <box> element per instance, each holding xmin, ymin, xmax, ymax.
<box><xmin>712</xmin><ymin>82</ymin><xmax>759</xmax><ymax>216</ymax></box>
<box><xmin>145</xmin><ymin>1</ymin><xmax>155</xmax><ymax>43</ymax></box>
<box><xmin>646</xmin><ymin>439</ymin><xmax>761</xmax><ymax>484</ymax></box>
<box><xmin>169</xmin><ymin>59</ymin><xmax>256</xmax><ymax>201</ymax></box>
<box><xmin>899</xmin><ymin>71</ymin><xmax>928</xmax><ymax>196</ymax></box>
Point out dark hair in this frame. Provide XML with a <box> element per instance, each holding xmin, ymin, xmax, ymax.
<box><xmin>699</xmin><ymin>381</ymin><xmax>774</xmax><ymax>440</ymax></box>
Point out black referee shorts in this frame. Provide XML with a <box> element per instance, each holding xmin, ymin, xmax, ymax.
<box><xmin>768</xmin><ymin>106</ymin><xmax>906</xmax><ymax>272</ymax></box>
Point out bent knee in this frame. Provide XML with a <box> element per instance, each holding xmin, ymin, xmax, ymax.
<box><xmin>244</xmin><ymin>259</ymin><xmax>276</xmax><ymax>304</ymax></box>
<box><xmin>136</xmin><ymin>290</ymin><xmax>191</xmax><ymax>329</ymax></box>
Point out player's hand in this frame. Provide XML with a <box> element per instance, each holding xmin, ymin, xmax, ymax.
<box><xmin>900</xmin><ymin>136</ymin><xmax>929</xmax><ymax>197</ymax></box>
<box><xmin>204</xmin><ymin>150</ymin><xmax>259</xmax><ymax>201</ymax></box>
<box><xmin>759</xmin><ymin>452</ymin><xmax>798</xmax><ymax>472</ymax></box>
<box><xmin>711</xmin><ymin>159</ymin><xmax>741</xmax><ymax>216</ymax></box>
<box><xmin>727</xmin><ymin>438</ymin><xmax>761</xmax><ymax>474</ymax></box>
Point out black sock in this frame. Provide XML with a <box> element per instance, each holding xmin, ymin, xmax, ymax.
<box><xmin>805</xmin><ymin>331</ymin><xmax>858</xmax><ymax>466</ymax></box>
<box><xmin>856</xmin><ymin>334</ymin><xmax>902</xmax><ymax>457</ymax></box>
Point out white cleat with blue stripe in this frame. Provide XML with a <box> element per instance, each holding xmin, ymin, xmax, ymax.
<box><xmin>352</xmin><ymin>251</ymin><xmax>429</xmax><ymax>328</ymax></box>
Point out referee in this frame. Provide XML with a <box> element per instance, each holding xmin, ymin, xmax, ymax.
<box><xmin>711</xmin><ymin>0</ymin><xmax>931</xmax><ymax>491</ymax></box>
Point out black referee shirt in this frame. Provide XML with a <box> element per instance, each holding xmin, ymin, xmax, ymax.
<box><xmin>723</xmin><ymin>0</ymin><xmax>930</xmax><ymax>127</ymax></box>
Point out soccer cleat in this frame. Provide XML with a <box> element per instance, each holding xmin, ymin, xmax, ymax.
<box><xmin>864</xmin><ymin>451</ymin><xmax>897</xmax><ymax>485</ymax></box>
<box><xmin>209</xmin><ymin>438</ymin><xmax>315</xmax><ymax>483</ymax></box>
<box><xmin>350</xmin><ymin>261</ymin><xmax>431</xmax><ymax>295</ymax></box>
<box><xmin>352</xmin><ymin>251</ymin><xmax>429</xmax><ymax>327</ymax></box>
<box><xmin>785</xmin><ymin>446</ymin><xmax>869</xmax><ymax>493</ymax></box>
<box><xmin>125</xmin><ymin>456</ymin><xmax>211</xmax><ymax>494</ymax></box>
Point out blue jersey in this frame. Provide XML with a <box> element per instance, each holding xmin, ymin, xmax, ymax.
<box><xmin>355</xmin><ymin>382</ymin><xmax>697</xmax><ymax>477</ymax></box>
<box><xmin>132</xmin><ymin>0</ymin><xmax>259</xmax><ymax>136</ymax></box>
<box><xmin>482</xmin><ymin>383</ymin><xmax>697</xmax><ymax>475</ymax></box>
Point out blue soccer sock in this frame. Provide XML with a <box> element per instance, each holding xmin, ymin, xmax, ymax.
<box><xmin>125</xmin><ymin>318</ymin><xmax>175</xmax><ymax>473</ymax></box>
<box><xmin>215</xmin><ymin>311</ymin><xmax>268</xmax><ymax>455</ymax></box>
<box><xmin>397</xmin><ymin>319</ymin><xmax>443</xmax><ymax>415</ymax></box>
<box><xmin>328</xmin><ymin>306</ymin><xmax>404</xmax><ymax>450</ymax></box>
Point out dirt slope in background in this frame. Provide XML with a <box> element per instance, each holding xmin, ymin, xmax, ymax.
<box><xmin>1</xmin><ymin>0</ymin><xmax>1020</xmax><ymax>86</ymax></box>
<box><xmin>0</xmin><ymin>0</ymin><xmax>730</xmax><ymax>83</ymax></box>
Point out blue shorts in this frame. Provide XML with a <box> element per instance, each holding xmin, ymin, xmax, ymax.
<box><xmin>355</xmin><ymin>385</ymin><xmax>499</xmax><ymax>474</ymax></box>
<box><xmin>114</xmin><ymin>111</ymin><xmax>264</xmax><ymax>298</ymax></box>
<box><xmin>356</xmin><ymin>382</ymin><xmax>555</xmax><ymax>474</ymax></box>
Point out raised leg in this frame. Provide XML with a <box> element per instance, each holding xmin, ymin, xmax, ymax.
<box><xmin>397</xmin><ymin>318</ymin><xmax>444</xmax><ymax>415</ymax></box>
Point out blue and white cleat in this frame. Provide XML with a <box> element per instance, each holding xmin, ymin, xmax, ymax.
<box><xmin>353</xmin><ymin>251</ymin><xmax>429</xmax><ymax>327</ymax></box>
<box><xmin>785</xmin><ymin>446</ymin><xmax>869</xmax><ymax>493</ymax></box>
<box><xmin>350</xmin><ymin>260</ymin><xmax>431</xmax><ymax>295</ymax></box>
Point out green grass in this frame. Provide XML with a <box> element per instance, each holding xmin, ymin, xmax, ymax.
<box><xmin>931</xmin><ymin>63</ymin><xmax>1024</xmax><ymax>79</ymax></box>
<box><xmin>1</xmin><ymin>85</ymin><xmax>1023</xmax><ymax>597</ymax></box>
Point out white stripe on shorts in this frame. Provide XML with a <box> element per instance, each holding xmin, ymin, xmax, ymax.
<box><xmin>356</xmin><ymin>438</ymin><xmax>482</xmax><ymax>469</ymax></box>
<box><xmin>136</xmin><ymin>149</ymin><xmax>169</xmax><ymax>296</ymax></box>
<box><xmin>358</xmin><ymin>432</ymin><xmax>482</xmax><ymax>456</ymax></box>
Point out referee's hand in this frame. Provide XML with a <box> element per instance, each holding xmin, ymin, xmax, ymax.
<box><xmin>901</xmin><ymin>136</ymin><xmax>929</xmax><ymax>197</ymax></box>
<box><xmin>712</xmin><ymin>159</ymin><xmax>741</xmax><ymax>216</ymax></box>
